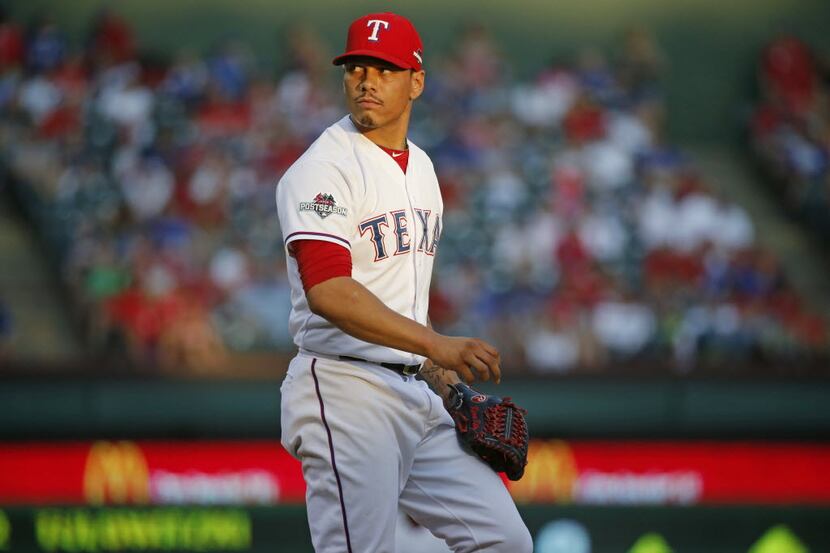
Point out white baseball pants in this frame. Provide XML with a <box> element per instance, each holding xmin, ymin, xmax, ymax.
<box><xmin>280</xmin><ymin>352</ymin><xmax>533</xmax><ymax>553</ymax></box>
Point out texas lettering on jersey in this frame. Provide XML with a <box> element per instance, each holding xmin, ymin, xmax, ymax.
<box><xmin>359</xmin><ymin>209</ymin><xmax>441</xmax><ymax>262</ymax></box>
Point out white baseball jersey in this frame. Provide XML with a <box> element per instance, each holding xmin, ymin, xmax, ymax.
<box><xmin>276</xmin><ymin>115</ymin><xmax>443</xmax><ymax>366</ymax></box>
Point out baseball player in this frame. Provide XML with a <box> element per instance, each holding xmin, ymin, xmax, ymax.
<box><xmin>275</xmin><ymin>12</ymin><xmax>532</xmax><ymax>553</ymax></box>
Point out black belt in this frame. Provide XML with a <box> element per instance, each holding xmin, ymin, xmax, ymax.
<box><xmin>339</xmin><ymin>355</ymin><xmax>422</xmax><ymax>376</ymax></box>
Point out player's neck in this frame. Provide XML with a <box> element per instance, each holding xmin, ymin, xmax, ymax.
<box><xmin>351</xmin><ymin>111</ymin><xmax>410</xmax><ymax>151</ymax></box>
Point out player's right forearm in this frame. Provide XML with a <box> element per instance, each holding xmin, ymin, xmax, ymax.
<box><xmin>306</xmin><ymin>276</ymin><xmax>440</xmax><ymax>358</ymax></box>
<box><xmin>306</xmin><ymin>277</ymin><xmax>501</xmax><ymax>383</ymax></box>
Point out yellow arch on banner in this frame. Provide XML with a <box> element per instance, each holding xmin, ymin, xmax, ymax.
<box><xmin>508</xmin><ymin>440</ymin><xmax>578</xmax><ymax>504</ymax></box>
<box><xmin>83</xmin><ymin>441</ymin><xmax>150</xmax><ymax>505</ymax></box>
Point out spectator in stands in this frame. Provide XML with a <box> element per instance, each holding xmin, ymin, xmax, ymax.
<box><xmin>760</xmin><ymin>35</ymin><xmax>818</xmax><ymax>116</ymax></box>
<box><xmin>0</xmin><ymin>8</ymin><xmax>24</xmax><ymax>72</ymax></box>
<box><xmin>751</xmin><ymin>36</ymin><xmax>830</xmax><ymax>243</ymax></box>
<box><xmin>0</xmin><ymin>298</ymin><xmax>11</xmax><ymax>359</ymax></box>
<box><xmin>158</xmin><ymin>296</ymin><xmax>228</xmax><ymax>375</ymax></box>
<box><xmin>24</xmin><ymin>17</ymin><xmax>66</xmax><ymax>74</ymax></box>
<box><xmin>616</xmin><ymin>27</ymin><xmax>666</xmax><ymax>105</ymax></box>
<box><xmin>86</xmin><ymin>9</ymin><xmax>136</xmax><ymax>69</ymax></box>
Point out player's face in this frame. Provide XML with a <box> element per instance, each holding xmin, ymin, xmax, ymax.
<box><xmin>343</xmin><ymin>57</ymin><xmax>425</xmax><ymax>132</ymax></box>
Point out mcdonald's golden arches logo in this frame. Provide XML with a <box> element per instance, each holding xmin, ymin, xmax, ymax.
<box><xmin>507</xmin><ymin>440</ymin><xmax>578</xmax><ymax>504</ymax></box>
<box><xmin>83</xmin><ymin>441</ymin><xmax>150</xmax><ymax>504</ymax></box>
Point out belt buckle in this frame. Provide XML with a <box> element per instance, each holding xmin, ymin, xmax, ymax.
<box><xmin>402</xmin><ymin>363</ymin><xmax>421</xmax><ymax>376</ymax></box>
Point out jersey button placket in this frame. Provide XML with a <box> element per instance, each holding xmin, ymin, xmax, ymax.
<box><xmin>402</xmin><ymin>166</ymin><xmax>419</xmax><ymax>326</ymax></box>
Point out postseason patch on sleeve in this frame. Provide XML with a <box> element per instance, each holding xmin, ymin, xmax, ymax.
<box><xmin>299</xmin><ymin>193</ymin><xmax>348</xmax><ymax>219</ymax></box>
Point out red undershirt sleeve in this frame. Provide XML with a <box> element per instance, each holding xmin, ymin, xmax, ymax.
<box><xmin>290</xmin><ymin>239</ymin><xmax>352</xmax><ymax>294</ymax></box>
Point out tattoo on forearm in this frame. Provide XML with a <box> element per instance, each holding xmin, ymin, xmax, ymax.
<box><xmin>419</xmin><ymin>363</ymin><xmax>458</xmax><ymax>401</ymax></box>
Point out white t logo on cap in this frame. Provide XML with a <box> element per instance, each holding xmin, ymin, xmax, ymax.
<box><xmin>366</xmin><ymin>19</ymin><xmax>390</xmax><ymax>42</ymax></box>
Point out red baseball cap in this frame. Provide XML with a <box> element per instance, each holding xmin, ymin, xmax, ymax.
<box><xmin>332</xmin><ymin>12</ymin><xmax>423</xmax><ymax>71</ymax></box>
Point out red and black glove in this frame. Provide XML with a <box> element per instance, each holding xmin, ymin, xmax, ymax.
<box><xmin>445</xmin><ymin>382</ymin><xmax>529</xmax><ymax>481</ymax></box>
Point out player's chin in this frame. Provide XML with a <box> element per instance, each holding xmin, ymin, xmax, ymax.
<box><xmin>352</xmin><ymin>112</ymin><xmax>379</xmax><ymax>129</ymax></box>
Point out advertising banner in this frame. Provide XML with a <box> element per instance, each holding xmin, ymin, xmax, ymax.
<box><xmin>507</xmin><ymin>440</ymin><xmax>830</xmax><ymax>505</ymax></box>
<box><xmin>0</xmin><ymin>505</ymin><xmax>829</xmax><ymax>553</ymax></box>
<box><xmin>0</xmin><ymin>441</ymin><xmax>305</xmax><ymax>506</ymax></box>
<box><xmin>2</xmin><ymin>440</ymin><xmax>829</xmax><ymax>506</ymax></box>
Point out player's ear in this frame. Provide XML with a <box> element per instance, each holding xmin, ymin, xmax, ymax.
<box><xmin>409</xmin><ymin>70</ymin><xmax>425</xmax><ymax>101</ymax></box>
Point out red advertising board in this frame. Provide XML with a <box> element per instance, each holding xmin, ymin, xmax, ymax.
<box><xmin>507</xmin><ymin>440</ymin><xmax>830</xmax><ymax>505</ymax></box>
<box><xmin>0</xmin><ymin>441</ymin><xmax>306</xmax><ymax>505</ymax></box>
<box><xmin>1</xmin><ymin>440</ymin><xmax>829</xmax><ymax>506</ymax></box>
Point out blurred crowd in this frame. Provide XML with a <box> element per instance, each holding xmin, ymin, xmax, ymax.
<box><xmin>0</xmin><ymin>11</ymin><xmax>826</xmax><ymax>375</ymax></box>
<box><xmin>0</xmin><ymin>296</ymin><xmax>11</xmax><ymax>359</ymax></box>
<box><xmin>750</xmin><ymin>35</ymin><xmax>830</xmax><ymax>242</ymax></box>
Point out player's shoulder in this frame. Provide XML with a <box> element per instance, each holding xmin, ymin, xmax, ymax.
<box><xmin>281</xmin><ymin>117</ymin><xmax>358</xmax><ymax>184</ymax></box>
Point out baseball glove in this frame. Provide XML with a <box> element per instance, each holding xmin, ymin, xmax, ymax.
<box><xmin>446</xmin><ymin>382</ymin><xmax>529</xmax><ymax>480</ymax></box>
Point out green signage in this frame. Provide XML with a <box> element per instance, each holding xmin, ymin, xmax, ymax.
<box><xmin>0</xmin><ymin>506</ymin><xmax>828</xmax><ymax>553</ymax></box>
<box><xmin>629</xmin><ymin>532</ymin><xmax>673</xmax><ymax>553</ymax></box>
<box><xmin>35</xmin><ymin>509</ymin><xmax>251</xmax><ymax>552</ymax></box>
<box><xmin>0</xmin><ymin>510</ymin><xmax>10</xmax><ymax>550</ymax></box>
<box><xmin>749</xmin><ymin>525</ymin><xmax>808</xmax><ymax>553</ymax></box>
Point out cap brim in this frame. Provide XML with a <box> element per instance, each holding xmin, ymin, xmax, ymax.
<box><xmin>332</xmin><ymin>49</ymin><xmax>415</xmax><ymax>70</ymax></box>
